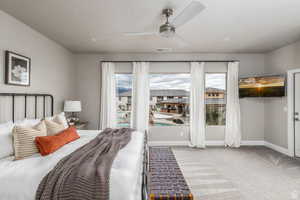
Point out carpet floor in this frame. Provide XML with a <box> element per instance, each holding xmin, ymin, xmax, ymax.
<box><xmin>172</xmin><ymin>146</ymin><xmax>300</xmax><ymax>200</ymax></box>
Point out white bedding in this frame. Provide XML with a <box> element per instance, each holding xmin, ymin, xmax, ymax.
<box><xmin>0</xmin><ymin>130</ymin><xmax>144</xmax><ymax>200</ymax></box>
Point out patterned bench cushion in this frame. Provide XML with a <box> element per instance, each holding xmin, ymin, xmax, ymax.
<box><xmin>148</xmin><ymin>147</ymin><xmax>193</xmax><ymax>200</ymax></box>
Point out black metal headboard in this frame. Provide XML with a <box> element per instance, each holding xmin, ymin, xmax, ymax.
<box><xmin>0</xmin><ymin>93</ymin><xmax>54</xmax><ymax>122</ymax></box>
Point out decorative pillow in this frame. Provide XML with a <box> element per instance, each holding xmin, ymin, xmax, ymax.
<box><xmin>13</xmin><ymin>121</ymin><xmax>47</xmax><ymax>160</ymax></box>
<box><xmin>45</xmin><ymin>112</ymin><xmax>69</xmax><ymax>129</ymax></box>
<box><xmin>0</xmin><ymin>121</ymin><xmax>14</xmax><ymax>159</ymax></box>
<box><xmin>44</xmin><ymin>118</ymin><xmax>66</xmax><ymax>136</ymax></box>
<box><xmin>35</xmin><ymin>126</ymin><xmax>80</xmax><ymax>156</ymax></box>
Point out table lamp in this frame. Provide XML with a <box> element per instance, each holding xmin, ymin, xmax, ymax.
<box><xmin>64</xmin><ymin>100</ymin><xmax>81</xmax><ymax>125</ymax></box>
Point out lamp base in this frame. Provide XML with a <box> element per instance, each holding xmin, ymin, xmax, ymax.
<box><xmin>66</xmin><ymin>112</ymin><xmax>80</xmax><ymax>125</ymax></box>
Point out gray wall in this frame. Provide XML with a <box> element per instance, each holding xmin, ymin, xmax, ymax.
<box><xmin>0</xmin><ymin>11</ymin><xmax>75</xmax><ymax>122</ymax></box>
<box><xmin>74</xmin><ymin>53</ymin><xmax>266</xmax><ymax>142</ymax></box>
<box><xmin>2</xmin><ymin>7</ymin><xmax>299</xmax><ymax>147</ymax></box>
<box><xmin>264</xmin><ymin>40</ymin><xmax>300</xmax><ymax>148</ymax></box>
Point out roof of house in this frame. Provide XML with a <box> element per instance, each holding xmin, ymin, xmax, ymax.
<box><xmin>158</xmin><ymin>98</ymin><xmax>189</xmax><ymax>104</ymax></box>
<box><xmin>118</xmin><ymin>89</ymin><xmax>190</xmax><ymax>97</ymax></box>
<box><xmin>157</xmin><ymin>98</ymin><xmax>226</xmax><ymax>105</ymax></box>
<box><xmin>206</xmin><ymin>87</ymin><xmax>226</xmax><ymax>93</ymax></box>
<box><xmin>118</xmin><ymin>88</ymin><xmax>225</xmax><ymax>97</ymax></box>
<box><xmin>150</xmin><ymin>89</ymin><xmax>190</xmax><ymax>97</ymax></box>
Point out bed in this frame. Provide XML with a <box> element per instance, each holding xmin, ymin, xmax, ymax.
<box><xmin>0</xmin><ymin>93</ymin><xmax>147</xmax><ymax>200</ymax></box>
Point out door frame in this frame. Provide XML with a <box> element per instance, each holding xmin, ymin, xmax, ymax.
<box><xmin>287</xmin><ymin>68</ymin><xmax>300</xmax><ymax>157</ymax></box>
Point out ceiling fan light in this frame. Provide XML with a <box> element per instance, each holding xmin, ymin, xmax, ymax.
<box><xmin>159</xmin><ymin>23</ymin><xmax>175</xmax><ymax>38</ymax></box>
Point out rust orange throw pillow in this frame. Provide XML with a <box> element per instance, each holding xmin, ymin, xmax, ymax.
<box><xmin>35</xmin><ymin>126</ymin><xmax>80</xmax><ymax>156</ymax></box>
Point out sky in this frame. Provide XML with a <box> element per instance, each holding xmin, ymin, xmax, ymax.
<box><xmin>205</xmin><ymin>74</ymin><xmax>226</xmax><ymax>90</ymax></box>
<box><xmin>116</xmin><ymin>73</ymin><xmax>226</xmax><ymax>92</ymax></box>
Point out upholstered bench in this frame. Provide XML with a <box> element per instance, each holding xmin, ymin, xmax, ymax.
<box><xmin>147</xmin><ymin>147</ymin><xmax>193</xmax><ymax>200</ymax></box>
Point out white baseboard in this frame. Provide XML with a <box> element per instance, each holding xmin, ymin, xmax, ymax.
<box><xmin>241</xmin><ymin>140</ymin><xmax>265</xmax><ymax>146</ymax></box>
<box><xmin>149</xmin><ymin>140</ymin><xmax>290</xmax><ymax>156</ymax></box>
<box><xmin>149</xmin><ymin>140</ymin><xmax>265</xmax><ymax>147</ymax></box>
<box><xmin>149</xmin><ymin>141</ymin><xmax>190</xmax><ymax>146</ymax></box>
<box><xmin>205</xmin><ymin>140</ymin><xmax>265</xmax><ymax>146</ymax></box>
<box><xmin>264</xmin><ymin>141</ymin><xmax>290</xmax><ymax>156</ymax></box>
<box><xmin>205</xmin><ymin>140</ymin><xmax>225</xmax><ymax>146</ymax></box>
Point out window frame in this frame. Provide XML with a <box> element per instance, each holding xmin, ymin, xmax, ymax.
<box><xmin>205</xmin><ymin>72</ymin><xmax>227</xmax><ymax>127</ymax></box>
<box><xmin>115</xmin><ymin>71</ymin><xmax>228</xmax><ymax>127</ymax></box>
<box><xmin>149</xmin><ymin>73</ymin><xmax>191</xmax><ymax>127</ymax></box>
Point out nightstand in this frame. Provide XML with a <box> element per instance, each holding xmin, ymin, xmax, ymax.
<box><xmin>73</xmin><ymin>122</ymin><xmax>89</xmax><ymax>130</ymax></box>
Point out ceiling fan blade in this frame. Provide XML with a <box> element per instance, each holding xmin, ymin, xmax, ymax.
<box><xmin>123</xmin><ymin>32</ymin><xmax>157</xmax><ymax>36</ymax></box>
<box><xmin>173</xmin><ymin>34</ymin><xmax>189</xmax><ymax>47</ymax></box>
<box><xmin>171</xmin><ymin>1</ymin><xmax>205</xmax><ymax>28</ymax></box>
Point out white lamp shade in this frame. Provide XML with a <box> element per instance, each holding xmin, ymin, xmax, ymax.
<box><xmin>64</xmin><ymin>101</ymin><xmax>82</xmax><ymax>112</ymax></box>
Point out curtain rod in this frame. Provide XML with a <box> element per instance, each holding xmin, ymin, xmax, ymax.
<box><xmin>101</xmin><ymin>60</ymin><xmax>239</xmax><ymax>63</ymax></box>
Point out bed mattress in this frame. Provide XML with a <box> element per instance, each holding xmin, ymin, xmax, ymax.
<box><xmin>0</xmin><ymin>130</ymin><xmax>144</xmax><ymax>200</ymax></box>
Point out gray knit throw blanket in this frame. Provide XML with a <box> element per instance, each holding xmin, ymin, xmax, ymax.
<box><xmin>36</xmin><ymin>128</ymin><xmax>133</xmax><ymax>200</ymax></box>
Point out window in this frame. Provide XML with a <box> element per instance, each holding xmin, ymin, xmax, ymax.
<box><xmin>116</xmin><ymin>72</ymin><xmax>226</xmax><ymax>127</ymax></box>
<box><xmin>116</xmin><ymin>74</ymin><xmax>132</xmax><ymax>127</ymax></box>
<box><xmin>205</xmin><ymin>73</ymin><xmax>226</xmax><ymax>126</ymax></box>
<box><xmin>149</xmin><ymin>74</ymin><xmax>191</xmax><ymax>126</ymax></box>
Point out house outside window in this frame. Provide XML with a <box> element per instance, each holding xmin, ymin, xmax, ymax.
<box><xmin>149</xmin><ymin>74</ymin><xmax>191</xmax><ymax>126</ymax></box>
<box><xmin>205</xmin><ymin>73</ymin><xmax>227</xmax><ymax>126</ymax></box>
<box><xmin>116</xmin><ymin>72</ymin><xmax>227</xmax><ymax>127</ymax></box>
<box><xmin>116</xmin><ymin>74</ymin><xmax>132</xmax><ymax>127</ymax></box>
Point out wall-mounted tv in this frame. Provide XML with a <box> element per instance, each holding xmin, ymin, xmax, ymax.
<box><xmin>239</xmin><ymin>75</ymin><xmax>286</xmax><ymax>98</ymax></box>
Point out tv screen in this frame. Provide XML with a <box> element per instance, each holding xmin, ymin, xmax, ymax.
<box><xmin>239</xmin><ymin>75</ymin><xmax>285</xmax><ymax>98</ymax></box>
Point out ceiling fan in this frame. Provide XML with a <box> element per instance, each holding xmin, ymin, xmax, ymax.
<box><xmin>123</xmin><ymin>1</ymin><xmax>205</xmax><ymax>46</ymax></box>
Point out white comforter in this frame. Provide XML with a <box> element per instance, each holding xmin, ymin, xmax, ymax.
<box><xmin>0</xmin><ymin>130</ymin><xmax>144</xmax><ymax>200</ymax></box>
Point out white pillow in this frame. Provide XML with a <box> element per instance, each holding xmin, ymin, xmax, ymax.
<box><xmin>25</xmin><ymin>119</ymin><xmax>41</xmax><ymax>126</ymax></box>
<box><xmin>46</xmin><ymin>112</ymin><xmax>69</xmax><ymax>129</ymax></box>
<box><xmin>14</xmin><ymin>119</ymin><xmax>41</xmax><ymax>127</ymax></box>
<box><xmin>0</xmin><ymin>121</ymin><xmax>14</xmax><ymax>159</ymax></box>
<box><xmin>14</xmin><ymin>119</ymin><xmax>28</xmax><ymax>126</ymax></box>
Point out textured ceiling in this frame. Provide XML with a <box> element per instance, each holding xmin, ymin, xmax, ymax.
<box><xmin>1</xmin><ymin>0</ymin><xmax>300</xmax><ymax>53</ymax></box>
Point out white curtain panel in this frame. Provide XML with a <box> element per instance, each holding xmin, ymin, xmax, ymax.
<box><xmin>189</xmin><ymin>62</ymin><xmax>206</xmax><ymax>148</ymax></box>
<box><xmin>100</xmin><ymin>62</ymin><xmax>117</xmax><ymax>129</ymax></box>
<box><xmin>225</xmin><ymin>62</ymin><xmax>242</xmax><ymax>147</ymax></box>
<box><xmin>131</xmin><ymin>62</ymin><xmax>150</xmax><ymax>132</ymax></box>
